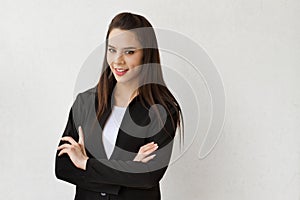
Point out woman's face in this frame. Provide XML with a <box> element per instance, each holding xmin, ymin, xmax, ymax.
<box><xmin>107</xmin><ymin>28</ymin><xmax>143</xmax><ymax>85</ymax></box>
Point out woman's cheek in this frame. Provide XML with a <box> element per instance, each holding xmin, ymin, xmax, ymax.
<box><xmin>106</xmin><ymin>54</ymin><xmax>112</xmax><ymax>65</ymax></box>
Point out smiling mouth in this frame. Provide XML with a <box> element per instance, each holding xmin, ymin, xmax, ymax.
<box><xmin>114</xmin><ymin>65</ymin><xmax>129</xmax><ymax>71</ymax></box>
<box><xmin>115</xmin><ymin>68</ymin><xmax>128</xmax><ymax>72</ymax></box>
<box><xmin>113</xmin><ymin>67</ymin><xmax>129</xmax><ymax>76</ymax></box>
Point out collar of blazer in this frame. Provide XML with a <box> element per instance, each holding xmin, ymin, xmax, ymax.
<box><xmin>79</xmin><ymin>86</ymin><xmax>151</xmax><ymax>160</ymax></box>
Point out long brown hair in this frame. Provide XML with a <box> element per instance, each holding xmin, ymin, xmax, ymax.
<box><xmin>96</xmin><ymin>12</ymin><xmax>184</xmax><ymax>148</ymax></box>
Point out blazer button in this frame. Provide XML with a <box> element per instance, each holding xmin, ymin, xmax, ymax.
<box><xmin>100</xmin><ymin>192</ymin><xmax>106</xmax><ymax>196</ymax></box>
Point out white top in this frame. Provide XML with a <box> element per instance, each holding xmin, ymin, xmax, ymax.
<box><xmin>102</xmin><ymin>105</ymin><xmax>127</xmax><ymax>159</ymax></box>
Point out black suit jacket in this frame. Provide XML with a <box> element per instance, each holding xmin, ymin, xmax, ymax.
<box><xmin>55</xmin><ymin>86</ymin><xmax>178</xmax><ymax>200</ymax></box>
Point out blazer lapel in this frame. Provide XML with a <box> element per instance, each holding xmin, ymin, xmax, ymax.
<box><xmin>91</xmin><ymin>90</ymin><xmax>148</xmax><ymax>161</ymax></box>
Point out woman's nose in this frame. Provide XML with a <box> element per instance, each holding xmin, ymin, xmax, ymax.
<box><xmin>114</xmin><ymin>52</ymin><xmax>125</xmax><ymax>64</ymax></box>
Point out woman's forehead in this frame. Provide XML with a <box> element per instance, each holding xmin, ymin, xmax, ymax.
<box><xmin>108</xmin><ymin>28</ymin><xmax>142</xmax><ymax>48</ymax></box>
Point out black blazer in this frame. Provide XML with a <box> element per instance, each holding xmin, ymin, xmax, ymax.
<box><xmin>55</xmin><ymin>87</ymin><xmax>178</xmax><ymax>200</ymax></box>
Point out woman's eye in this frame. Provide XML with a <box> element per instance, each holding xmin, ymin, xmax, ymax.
<box><xmin>125</xmin><ymin>50</ymin><xmax>135</xmax><ymax>55</ymax></box>
<box><xmin>108</xmin><ymin>48</ymin><xmax>116</xmax><ymax>53</ymax></box>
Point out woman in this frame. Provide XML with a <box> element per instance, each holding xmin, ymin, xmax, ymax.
<box><xmin>55</xmin><ymin>12</ymin><xmax>184</xmax><ymax>200</ymax></box>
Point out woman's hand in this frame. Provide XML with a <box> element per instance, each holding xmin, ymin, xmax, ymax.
<box><xmin>57</xmin><ymin>126</ymin><xmax>89</xmax><ymax>170</ymax></box>
<box><xmin>133</xmin><ymin>142</ymin><xmax>158</xmax><ymax>163</ymax></box>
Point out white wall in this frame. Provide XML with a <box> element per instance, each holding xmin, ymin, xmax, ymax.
<box><xmin>0</xmin><ymin>0</ymin><xmax>299</xmax><ymax>199</ymax></box>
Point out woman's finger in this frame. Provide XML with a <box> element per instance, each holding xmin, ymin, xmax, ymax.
<box><xmin>140</xmin><ymin>142</ymin><xmax>157</xmax><ymax>152</ymax></box>
<box><xmin>57</xmin><ymin>143</ymin><xmax>71</xmax><ymax>151</ymax></box>
<box><xmin>141</xmin><ymin>154</ymin><xmax>156</xmax><ymax>163</ymax></box>
<box><xmin>77</xmin><ymin>127</ymin><xmax>87</xmax><ymax>156</ymax></box>
<box><xmin>61</xmin><ymin>136</ymin><xmax>77</xmax><ymax>145</ymax></box>
<box><xmin>58</xmin><ymin>148</ymin><xmax>69</xmax><ymax>156</ymax></box>
<box><xmin>143</xmin><ymin>145</ymin><xmax>159</xmax><ymax>155</ymax></box>
<box><xmin>144</xmin><ymin>143</ymin><xmax>158</xmax><ymax>152</ymax></box>
<box><xmin>135</xmin><ymin>145</ymin><xmax>158</xmax><ymax>161</ymax></box>
<box><xmin>78</xmin><ymin>126</ymin><xmax>85</xmax><ymax>145</ymax></box>
<box><xmin>139</xmin><ymin>142</ymin><xmax>154</xmax><ymax>150</ymax></box>
<box><xmin>133</xmin><ymin>142</ymin><xmax>158</xmax><ymax>162</ymax></box>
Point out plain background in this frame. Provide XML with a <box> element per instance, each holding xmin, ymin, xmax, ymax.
<box><xmin>0</xmin><ymin>0</ymin><xmax>299</xmax><ymax>200</ymax></box>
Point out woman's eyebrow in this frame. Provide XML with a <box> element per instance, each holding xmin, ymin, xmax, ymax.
<box><xmin>108</xmin><ymin>44</ymin><xmax>137</xmax><ymax>49</ymax></box>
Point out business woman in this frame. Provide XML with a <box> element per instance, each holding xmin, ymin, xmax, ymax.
<box><xmin>55</xmin><ymin>12</ymin><xmax>184</xmax><ymax>200</ymax></box>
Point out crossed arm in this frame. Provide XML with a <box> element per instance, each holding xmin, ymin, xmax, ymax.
<box><xmin>55</xmin><ymin>105</ymin><xmax>178</xmax><ymax>192</ymax></box>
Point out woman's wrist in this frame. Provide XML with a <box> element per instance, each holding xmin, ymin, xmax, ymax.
<box><xmin>80</xmin><ymin>157</ymin><xmax>89</xmax><ymax>170</ymax></box>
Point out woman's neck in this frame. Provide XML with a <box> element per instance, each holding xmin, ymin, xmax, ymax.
<box><xmin>113</xmin><ymin>82</ymin><xmax>139</xmax><ymax>107</ymax></box>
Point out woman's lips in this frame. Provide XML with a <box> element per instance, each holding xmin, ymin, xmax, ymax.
<box><xmin>114</xmin><ymin>68</ymin><xmax>129</xmax><ymax>76</ymax></box>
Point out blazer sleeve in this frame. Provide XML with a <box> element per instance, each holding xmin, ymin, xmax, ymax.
<box><xmin>55</xmin><ymin>94</ymin><xmax>179</xmax><ymax>189</ymax></box>
<box><xmin>55</xmin><ymin>95</ymin><xmax>121</xmax><ymax>193</ymax></box>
